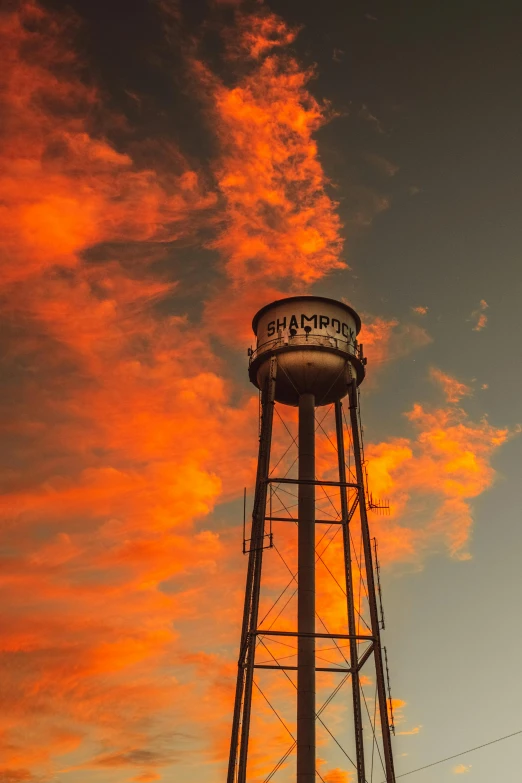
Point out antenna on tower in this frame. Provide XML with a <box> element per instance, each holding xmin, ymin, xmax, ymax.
<box><xmin>373</xmin><ymin>537</ymin><xmax>386</xmax><ymax>630</ymax></box>
<box><xmin>384</xmin><ymin>646</ymin><xmax>396</xmax><ymax>736</ymax></box>
<box><xmin>368</xmin><ymin>492</ymin><xmax>391</xmax><ymax>515</ymax></box>
<box><xmin>364</xmin><ymin>463</ymin><xmax>391</xmax><ymax>515</ymax></box>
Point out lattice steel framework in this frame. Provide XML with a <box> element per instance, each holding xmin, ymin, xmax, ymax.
<box><xmin>227</xmin><ymin>356</ymin><xmax>396</xmax><ymax>783</ymax></box>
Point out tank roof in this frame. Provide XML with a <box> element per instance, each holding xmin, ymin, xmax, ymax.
<box><xmin>252</xmin><ymin>295</ymin><xmax>362</xmax><ymax>335</ymax></box>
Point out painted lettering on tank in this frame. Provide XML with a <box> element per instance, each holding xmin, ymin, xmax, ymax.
<box><xmin>263</xmin><ymin>313</ymin><xmax>355</xmax><ymax>342</ymax></box>
<box><xmin>301</xmin><ymin>314</ymin><xmax>317</xmax><ymax>329</ymax></box>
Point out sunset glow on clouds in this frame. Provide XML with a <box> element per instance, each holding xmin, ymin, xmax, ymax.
<box><xmin>430</xmin><ymin>367</ymin><xmax>473</xmax><ymax>403</ymax></box>
<box><xmin>322</xmin><ymin>768</ymin><xmax>352</xmax><ymax>783</ymax></box>
<box><xmin>191</xmin><ymin>9</ymin><xmax>348</xmax><ymax>342</ymax></box>
<box><xmin>0</xmin><ymin>2</ymin><xmax>515</xmax><ymax>781</ymax></box>
<box><xmin>471</xmin><ymin>299</ymin><xmax>489</xmax><ymax>331</ymax></box>
<box><xmin>365</xmin><ymin>402</ymin><xmax>510</xmax><ymax>561</ymax></box>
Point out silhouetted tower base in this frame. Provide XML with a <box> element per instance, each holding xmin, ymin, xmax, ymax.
<box><xmin>227</xmin><ymin>296</ymin><xmax>396</xmax><ymax>783</ymax></box>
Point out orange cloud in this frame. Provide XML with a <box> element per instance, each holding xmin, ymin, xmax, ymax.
<box><xmin>0</xmin><ymin>3</ymin><xmax>238</xmax><ymax>779</ymax></box>
<box><xmin>359</xmin><ymin>316</ymin><xmax>431</xmax><ymax>375</ymax></box>
<box><xmin>189</xmin><ymin>9</ymin><xmax>346</xmax><ymax>342</ymax></box>
<box><xmin>324</xmin><ymin>769</ymin><xmax>353</xmax><ymax>783</ymax></box>
<box><xmin>430</xmin><ymin>367</ymin><xmax>473</xmax><ymax>403</ymax></box>
<box><xmin>359</xmin><ymin>316</ymin><xmax>399</xmax><ymax>365</ymax></box>
<box><xmin>474</xmin><ymin>313</ymin><xmax>487</xmax><ymax>330</ymax></box>
<box><xmin>471</xmin><ymin>299</ymin><xmax>488</xmax><ymax>331</ymax></box>
<box><xmin>411</xmin><ymin>305</ymin><xmax>428</xmax><ymax>315</ymax></box>
<box><xmin>365</xmin><ymin>403</ymin><xmax>511</xmax><ymax>561</ymax></box>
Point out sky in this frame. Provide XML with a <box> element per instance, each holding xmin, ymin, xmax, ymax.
<box><xmin>1</xmin><ymin>0</ymin><xmax>522</xmax><ymax>781</ymax></box>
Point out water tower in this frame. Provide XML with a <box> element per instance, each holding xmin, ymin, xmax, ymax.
<box><xmin>227</xmin><ymin>296</ymin><xmax>396</xmax><ymax>783</ymax></box>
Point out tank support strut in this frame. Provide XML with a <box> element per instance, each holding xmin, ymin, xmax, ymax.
<box><xmin>347</xmin><ymin>379</ymin><xmax>396</xmax><ymax>783</ymax></box>
<box><xmin>227</xmin><ymin>357</ymin><xmax>277</xmax><ymax>783</ymax></box>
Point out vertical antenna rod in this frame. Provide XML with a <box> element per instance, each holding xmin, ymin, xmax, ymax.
<box><xmin>373</xmin><ymin>537</ymin><xmax>386</xmax><ymax>630</ymax></box>
<box><xmin>297</xmin><ymin>392</ymin><xmax>316</xmax><ymax>783</ymax></box>
<box><xmin>384</xmin><ymin>646</ymin><xmax>395</xmax><ymax>735</ymax></box>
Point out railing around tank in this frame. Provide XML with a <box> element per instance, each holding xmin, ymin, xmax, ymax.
<box><xmin>248</xmin><ymin>332</ymin><xmax>364</xmax><ymax>366</ymax></box>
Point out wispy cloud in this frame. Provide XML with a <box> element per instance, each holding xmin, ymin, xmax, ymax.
<box><xmin>396</xmin><ymin>725</ymin><xmax>422</xmax><ymax>736</ymax></box>
<box><xmin>430</xmin><ymin>367</ymin><xmax>473</xmax><ymax>403</ymax></box>
<box><xmin>365</xmin><ymin>403</ymin><xmax>512</xmax><ymax>560</ymax></box>
<box><xmin>471</xmin><ymin>299</ymin><xmax>489</xmax><ymax>331</ymax></box>
<box><xmin>323</xmin><ymin>769</ymin><xmax>353</xmax><ymax>783</ymax></box>
<box><xmin>363</xmin><ymin>152</ymin><xmax>399</xmax><ymax>177</ymax></box>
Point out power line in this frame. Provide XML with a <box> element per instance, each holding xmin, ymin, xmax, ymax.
<box><xmin>389</xmin><ymin>728</ymin><xmax>522</xmax><ymax>780</ymax></box>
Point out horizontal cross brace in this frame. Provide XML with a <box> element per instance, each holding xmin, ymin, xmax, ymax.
<box><xmin>265</xmin><ymin>516</ymin><xmax>344</xmax><ymax>525</ymax></box>
<box><xmin>256</xmin><ymin>630</ymin><xmax>375</xmax><ymax>641</ymax></box>
<box><xmin>254</xmin><ymin>664</ymin><xmax>353</xmax><ymax>673</ymax></box>
<box><xmin>267</xmin><ymin>477</ymin><xmax>360</xmax><ymax>489</ymax></box>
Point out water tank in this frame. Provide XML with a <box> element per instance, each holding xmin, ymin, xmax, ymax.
<box><xmin>249</xmin><ymin>295</ymin><xmax>365</xmax><ymax>406</ymax></box>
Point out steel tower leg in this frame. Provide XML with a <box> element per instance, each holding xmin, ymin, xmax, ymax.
<box><xmin>348</xmin><ymin>380</ymin><xmax>396</xmax><ymax>783</ymax></box>
<box><xmin>297</xmin><ymin>392</ymin><xmax>316</xmax><ymax>783</ymax></box>
<box><xmin>335</xmin><ymin>400</ymin><xmax>366</xmax><ymax>783</ymax></box>
<box><xmin>227</xmin><ymin>357</ymin><xmax>278</xmax><ymax>783</ymax></box>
